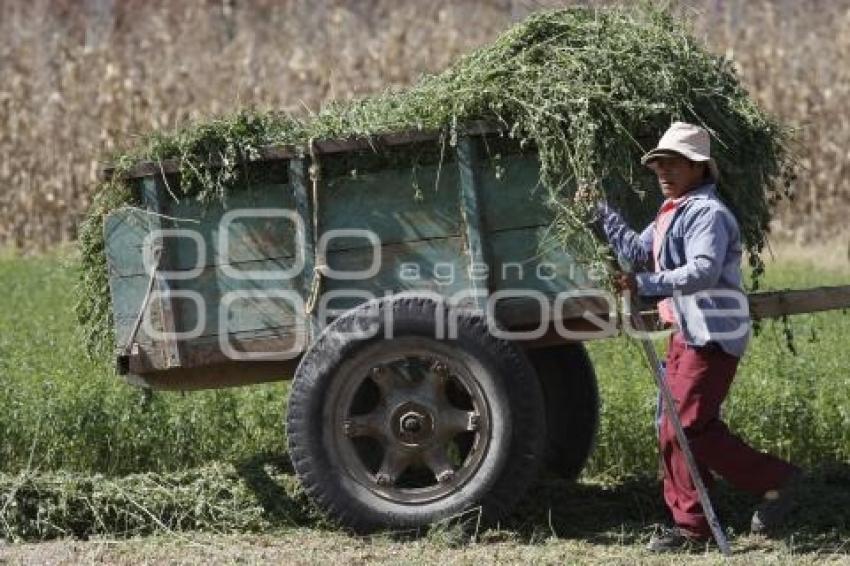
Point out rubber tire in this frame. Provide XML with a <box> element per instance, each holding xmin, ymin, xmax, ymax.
<box><xmin>527</xmin><ymin>344</ymin><xmax>599</xmax><ymax>480</ymax></box>
<box><xmin>286</xmin><ymin>295</ymin><xmax>546</xmax><ymax>533</ymax></box>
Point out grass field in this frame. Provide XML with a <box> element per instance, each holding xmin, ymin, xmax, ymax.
<box><xmin>0</xmin><ymin>250</ymin><xmax>288</xmax><ymax>475</ymax></box>
<box><xmin>1</xmin><ymin>249</ymin><xmax>847</xmax><ymax>478</ymax></box>
<box><xmin>1</xmin><ymin>248</ymin><xmax>848</xmax><ymax>560</ymax></box>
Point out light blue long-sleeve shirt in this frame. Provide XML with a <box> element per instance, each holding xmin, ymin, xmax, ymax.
<box><xmin>598</xmin><ymin>183</ymin><xmax>752</xmax><ymax>358</ymax></box>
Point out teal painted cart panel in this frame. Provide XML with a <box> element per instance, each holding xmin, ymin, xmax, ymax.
<box><xmin>476</xmin><ymin>153</ymin><xmax>553</xmax><ymax>232</ymax></box>
<box><xmin>320</xmin><ymin>163</ymin><xmax>463</xmax><ymax>250</ymax></box>
<box><xmin>104</xmin><ymin>132</ymin><xmax>600</xmax><ymax>375</ymax></box>
<box><xmin>106</xmin><ymin>183</ymin><xmax>298</xmax><ymax>278</ymax></box>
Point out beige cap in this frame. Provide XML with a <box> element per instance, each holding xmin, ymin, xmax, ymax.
<box><xmin>641</xmin><ymin>121</ymin><xmax>720</xmax><ymax>182</ymax></box>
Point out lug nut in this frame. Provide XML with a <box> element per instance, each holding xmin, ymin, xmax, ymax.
<box><xmin>375</xmin><ymin>473</ymin><xmax>392</xmax><ymax>486</ymax></box>
<box><xmin>436</xmin><ymin>470</ymin><xmax>455</xmax><ymax>483</ymax></box>
<box><xmin>401</xmin><ymin>414</ymin><xmax>422</xmax><ymax>433</ymax></box>
<box><xmin>469</xmin><ymin>414</ymin><xmax>480</xmax><ymax>431</ymax></box>
<box><xmin>431</xmin><ymin>361</ymin><xmax>448</xmax><ymax>375</ymax></box>
<box><xmin>343</xmin><ymin>419</ymin><xmax>353</xmax><ymax>437</ymax></box>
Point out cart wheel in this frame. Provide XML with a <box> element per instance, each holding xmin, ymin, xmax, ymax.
<box><xmin>286</xmin><ymin>295</ymin><xmax>546</xmax><ymax>532</ymax></box>
<box><xmin>527</xmin><ymin>344</ymin><xmax>599</xmax><ymax>480</ymax></box>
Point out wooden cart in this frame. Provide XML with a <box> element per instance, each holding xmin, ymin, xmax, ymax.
<box><xmin>103</xmin><ymin>122</ymin><xmax>850</xmax><ymax>532</ymax></box>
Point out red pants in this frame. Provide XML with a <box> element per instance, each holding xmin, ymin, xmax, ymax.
<box><xmin>660</xmin><ymin>332</ymin><xmax>799</xmax><ymax>537</ymax></box>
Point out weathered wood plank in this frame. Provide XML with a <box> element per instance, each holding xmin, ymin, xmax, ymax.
<box><xmin>105</xmin><ymin>165</ymin><xmax>466</xmax><ymax>278</ymax></box>
<box><xmin>290</xmin><ymin>157</ymin><xmax>318</xmax><ymax>338</ymax></box>
<box><xmin>102</xmin><ymin>120</ymin><xmax>506</xmax><ymax>181</ymax></box>
<box><xmin>320</xmin><ymin>236</ymin><xmax>472</xmax><ymax>310</ymax></box>
<box><xmin>104</xmin><ymin>207</ymin><xmax>153</xmax><ymax>279</ymax></box>
<box><xmin>110</xmin><ymin>275</ymin><xmax>160</xmax><ymax>346</ymax></box>
<box><xmin>110</xmin><ymin>257</ymin><xmax>303</xmax><ymax>344</ymax></box>
<box><xmin>456</xmin><ymin>136</ymin><xmax>490</xmax><ymax>310</ymax></box>
<box><xmin>124</xmin><ymin>360</ymin><xmax>300</xmax><ymax>391</ymax></box>
<box><xmin>493</xmin><ymin>294</ymin><xmax>614</xmax><ymax>329</ymax></box>
<box><xmin>111</xmin><ymin>234</ymin><xmax>474</xmax><ymax>344</ymax></box>
<box><xmin>105</xmin><ymin>183</ymin><xmax>298</xmax><ymax>277</ymax></box>
<box><xmin>488</xmin><ymin>225</ymin><xmax>596</xmax><ymax>294</ymax></box>
<box><xmin>749</xmin><ymin>285</ymin><xmax>850</xmax><ymax>319</ymax></box>
<box><xmin>126</xmin><ymin>328</ymin><xmax>305</xmax><ymax>376</ymax></box>
<box><xmin>320</xmin><ymin>162</ymin><xmax>462</xmax><ymax>250</ymax></box>
<box><xmin>102</xmin><ymin>146</ymin><xmax>298</xmax><ymax>181</ymax></box>
<box><xmin>140</xmin><ymin>176</ymin><xmax>183</xmax><ymax>368</ymax></box>
<box><xmin>476</xmin><ymin>153</ymin><xmax>553</xmax><ymax>232</ymax></box>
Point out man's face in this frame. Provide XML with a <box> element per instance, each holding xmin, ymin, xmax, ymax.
<box><xmin>646</xmin><ymin>153</ymin><xmax>705</xmax><ymax>199</ymax></box>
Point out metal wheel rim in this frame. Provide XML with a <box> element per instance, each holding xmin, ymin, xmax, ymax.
<box><xmin>325</xmin><ymin>337</ymin><xmax>492</xmax><ymax>504</ymax></box>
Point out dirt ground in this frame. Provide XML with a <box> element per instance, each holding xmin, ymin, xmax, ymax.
<box><xmin>3</xmin><ymin>528</ymin><xmax>850</xmax><ymax>566</ymax></box>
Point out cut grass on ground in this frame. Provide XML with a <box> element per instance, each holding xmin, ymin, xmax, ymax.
<box><xmin>2</xmin><ymin>459</ymin><xmax>849</xmax><ymax>561</ymax></box>
<box><xmin>1</xmin><ymin>528</ymin><xmax>847</xmax><ymax>565</ymax></box>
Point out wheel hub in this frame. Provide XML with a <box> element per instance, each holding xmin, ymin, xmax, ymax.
<box><xmin>391</xmin><ymin>402</ymin><xmax>434</xmax><ymax>445</ymax></box>
<box><xmin>401</xmin><ymin>413</ymin><xmax>422</xmax><ymax>433</ymax></box>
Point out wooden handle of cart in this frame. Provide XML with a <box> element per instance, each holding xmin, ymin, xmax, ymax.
<box><xmin>748</xmin><ymin>285</ymin><xmax>850</xmax><ymax>320</ymax></box>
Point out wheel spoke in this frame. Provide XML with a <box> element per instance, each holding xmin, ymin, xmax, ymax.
<box><xmin>426</xmin><ymin>361</ymin><xmax>450</xmax><ymax>404</ymax></box>
<box><xmin>440</xmin><ymin>408</ymin><xmax>478</xmax><ymax>438</ymax></box>
<box><xmin>344</xmin><ymin>411</ymin><xmax>386</xmax><ymax>440</ymax></box>
<box><xmin>395</xmin><ymin>359</ymin><xmax>425</xmax><ymax>385</ymax></box>
<box><xmin>369</xmin><ymin>365</ymin><xmax>398</xmax><ymax>399</ymax></box>
<box><xmin>423</xmin><ymin>445</ymin><xmax>455</xmax><ymax>483</ymax></box>
<box><xmin>375</xmin><ymin>446</ymin><xmax>412</xmax><ymax>486</ymax></box>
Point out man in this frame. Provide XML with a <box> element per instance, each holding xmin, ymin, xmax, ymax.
<box><xmin>596</xmin><ymin>121</ymin><xmax>802</xmax><ymax>552</ymax></box>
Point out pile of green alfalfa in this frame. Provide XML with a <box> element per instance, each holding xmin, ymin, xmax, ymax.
<box><xmin>0</xmin><ymin>459</ymin><xmax>315</xmax><ymax>541</ymax></box>
<box><xmin>77</xmin><ymin>4</ymin><xmax>794</xmax><ymax>358</ymax></box>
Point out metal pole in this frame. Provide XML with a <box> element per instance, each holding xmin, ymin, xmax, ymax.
<box><xmin>623</xmin><ymin>291</ymin><xmax>732</xmax><ymax>556</ymax></box>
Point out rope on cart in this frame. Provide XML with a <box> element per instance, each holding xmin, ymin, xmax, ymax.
<box><xmin>305</xmin><ymin>140</ymin><xmax>329</xmax><ymax>315</ymax></box>
<box><xmin>121</xmin><ymin>243</ymin><xmax>163</xmax><ymax>356</ymax></box>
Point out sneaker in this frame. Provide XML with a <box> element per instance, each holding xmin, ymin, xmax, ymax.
<box><xmin>751</xmin><ymin>470</ymin><xmax>804</xmax><ymax>535</ymax></box>
<box><xmin>646</xmin><ymin>525</ymin><xmax>709</xmax><ymax>553</ymax></box>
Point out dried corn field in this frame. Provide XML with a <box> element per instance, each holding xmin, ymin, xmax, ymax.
<box><xmin>0</xmin><ymin>0</ymin><xmax>848</xmax><ymax>250</ymax></box>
